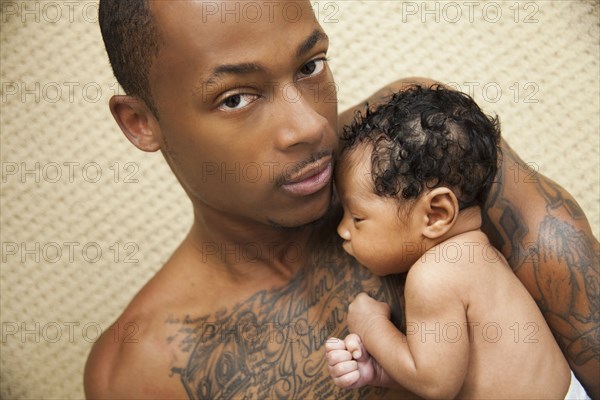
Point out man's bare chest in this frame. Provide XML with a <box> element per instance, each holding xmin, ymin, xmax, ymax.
<box><xmin>164</xmin><ymin>257</ymin><xmax>403</xmax><ymax>399</ymax></box>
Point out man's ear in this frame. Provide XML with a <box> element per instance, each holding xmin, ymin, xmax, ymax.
<box><xmin>421</xmin><ymin>187</ymin><xmax>459</xmax><ymax>240</ymax></box>
<box><xmin>109</xmin><ymin>95</ymin><xmax>162</xmax><ymax>152</ymax></box>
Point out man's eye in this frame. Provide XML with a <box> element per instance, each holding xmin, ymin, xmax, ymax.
<box><xmin>298</xmin><ymin>58</ymin><xmax>326</xmax><ymax>79</ymax></box>
<box><xmin>218</xmin><ymin>93</ymin><xmax>258</xmax><ymax>111</ymax></box>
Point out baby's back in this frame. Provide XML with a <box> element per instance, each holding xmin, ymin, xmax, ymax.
<box><xmin>435</xmin><ymin>230</ymin><xmax>570</xmax><ymax>398</ymax></box>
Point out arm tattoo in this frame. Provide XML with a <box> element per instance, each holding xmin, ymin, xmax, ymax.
<box><xmin>482</xmin><ymin>148</ymin><xmax>530</xmax><ymax>269</ymax></box>
<box><xmin>167</xmin><ymin>238</ymin><xmax>402</xmax><ymax>399</ymax></box>
<box><xmin>537</xmin><ymin>178</ymin><xmax>586</xmax><ymax>220</ymax></box>
<box><xmin>483</xmin><ymin>142</ymin><xmax>600</xmax><ymax>370</ymax></box>
<box><xmin>535</xmin><ymin>215</ymin><xmax>600</xmax><ymax>365</ymax></box>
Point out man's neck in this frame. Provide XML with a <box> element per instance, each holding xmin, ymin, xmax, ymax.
<box><xmin>182</xmin><ymin>204</ymin><xmax>329</xmax><ymax>283</ymax></box>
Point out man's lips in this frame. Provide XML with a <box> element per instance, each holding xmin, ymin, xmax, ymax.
<box><xmin>280</xmin><ymin>156</ymin><xmax>333</xmax><ymax>196</ymax></box>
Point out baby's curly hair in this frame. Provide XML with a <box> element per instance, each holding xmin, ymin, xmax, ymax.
<box><xmin>341</xmin><ymin>85</ymin><xmax>501</xmax><ymax>209</ymax></box>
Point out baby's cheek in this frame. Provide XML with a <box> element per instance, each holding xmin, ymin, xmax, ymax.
<box><xmin>341</xmin><ymin>241</ymin><xmax>354</xmax><ymax>257</ymax></box>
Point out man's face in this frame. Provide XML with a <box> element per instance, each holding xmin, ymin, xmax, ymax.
<box><xmin>148</xmin><ymin>0</ymin><xmax>338</xmax><ymax>228</ymax></box>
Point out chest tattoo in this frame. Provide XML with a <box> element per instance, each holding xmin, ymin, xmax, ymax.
<box><xmin>169</xmin><ymin>246</ymin><xmax>403</xmax><ymax>399</ymax></box>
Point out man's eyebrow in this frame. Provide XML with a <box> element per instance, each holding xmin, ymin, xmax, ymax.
<box><xmin>213</xmin><ymin>62</ymin><xmax>264</xmax><ymax>77</ymax></box>
<box><xmin>203</xmin><ymin>62</ymin><xmax>266</xmax><ymax>86</ymax></box>
<box><xmin>296</xmin><ymin>29</ymin><xmax>328</xmax><ymax>58</ymax></box>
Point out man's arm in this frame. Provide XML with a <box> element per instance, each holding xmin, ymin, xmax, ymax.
<box><xmin>339</xmin><ymin>78</ymin><xmax>599</xmax><ymax>399</ymax></box>
<box><xmin>481</xmin><ymin>140</ymin><xmax>599</xmax><ymax>399</ymax></box>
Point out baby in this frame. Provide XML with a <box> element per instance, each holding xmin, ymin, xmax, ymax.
<box><xmin>326</xmin><ymin>86</ymin><xmax>589</xmax><ymax>399</ymax></box>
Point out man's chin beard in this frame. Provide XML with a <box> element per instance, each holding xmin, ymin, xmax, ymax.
<box><xmin>266</xmin><ymin>215</ymin><xmax>324</xmax><ymax>231</ymax></box>
<box><xmin>266</xmin><ymin>197</ymin><xmax>334</xmax><ymax>231</ymax></box>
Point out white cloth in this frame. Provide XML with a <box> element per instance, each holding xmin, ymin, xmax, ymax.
<box><xmin>565</xmin><ymin>371</ymin><xmax>591</xmax><ymax>400</ymax></box>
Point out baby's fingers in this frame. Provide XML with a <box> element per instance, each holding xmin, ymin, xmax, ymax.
<box><xmin>325</xmin><ymin>337</ymin><xmax>346</xmax><ymax>352</ymax></box>
<box><xmin>332</xmin><ymin>370</ymin><xmax>360</xmax><ymax>389</ymax></box>
<box><xmin>344</xmin><ymin>333</ymin><xmax>368</xmax><ymax>361</ymax></box>
<box><xmin>325</xmin><ymin>349</ymin><xmax>352</xmax><ymax>367</ymax></box>
<box><xmin>327</xmin><ymin>360</ymin><xmax>360</xmax><ymax>388</ymax></box>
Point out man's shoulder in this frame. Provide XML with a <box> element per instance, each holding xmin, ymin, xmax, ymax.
<box><xmin>84</xmin><ymin>299</ymin><xmax>188</xmax><ymax>398</ymax></box>
<box><xmin>83</xmin><ymin>269</ymin><xmax>191</xmax><ymax>398</ymax></box>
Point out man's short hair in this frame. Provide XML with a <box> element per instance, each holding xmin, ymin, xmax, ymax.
<box><xmin>341</xmin><ymin>85</ymin><xmax>501</xmax><ymax>209</ymax></box>
<box><xmin>98</xmin><ymin>0</ymin><xmax>160</xmax><ymax>117</ymax></box>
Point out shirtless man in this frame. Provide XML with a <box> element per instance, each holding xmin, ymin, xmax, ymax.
<box><xmin>85</xmin><ymin>1</ymin><xmax>599</xmax><ymax>398</ymax></box>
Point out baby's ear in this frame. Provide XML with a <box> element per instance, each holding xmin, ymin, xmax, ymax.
<box><xmin>421</xmin><ymin>187</ymin><xmax>459</xmax><ymax>239</ymax></box>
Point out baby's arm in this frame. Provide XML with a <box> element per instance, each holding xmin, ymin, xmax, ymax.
<box><xmin>348</xmin><ymin>267</ymin><xmax>470</xmax><ymax>399</ymax></box>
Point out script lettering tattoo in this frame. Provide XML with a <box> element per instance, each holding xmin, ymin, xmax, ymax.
<box><xmin>167</xmin><ymin>232</ymin><xmax>400</xmax><ymax>399</ymax></box>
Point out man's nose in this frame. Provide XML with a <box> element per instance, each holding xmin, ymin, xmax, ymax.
<box><xmin>272</xmin><ymin>84</ymin><xmax>328</xmax><ymax>151</ymax></box>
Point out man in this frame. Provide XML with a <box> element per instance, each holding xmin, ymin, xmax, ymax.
<box><xmin>85</xmin><ymin>1</ymin><xmax>599</xmax><ymax>398</ymax></box>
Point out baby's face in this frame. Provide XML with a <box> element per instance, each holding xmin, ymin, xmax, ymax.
<box><xmin>336</xmin><ymin>145</ymin><xmax>424</xmax><ymax>275</ymax></box>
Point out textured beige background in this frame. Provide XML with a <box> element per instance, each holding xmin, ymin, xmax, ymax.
<box><xmin>1</xmin><ymin>0</ymin><xmax>598</xmax><ymax>398</ymax></box>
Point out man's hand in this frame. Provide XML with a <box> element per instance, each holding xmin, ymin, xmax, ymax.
<box><xmin>325</xmin><ymin>334</ymin><xmax>379</xmax><ymax>389</ymax></box>
<box><xmin>347</xmin><ymin>292</ymin><xmax>392</xmax><ymax>339</ymax></box>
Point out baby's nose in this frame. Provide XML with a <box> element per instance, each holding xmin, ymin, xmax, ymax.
<box><xmin>337</xmin><ymin>223</ymin><xmax>351</xmax><ymax>241</ymax></box>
